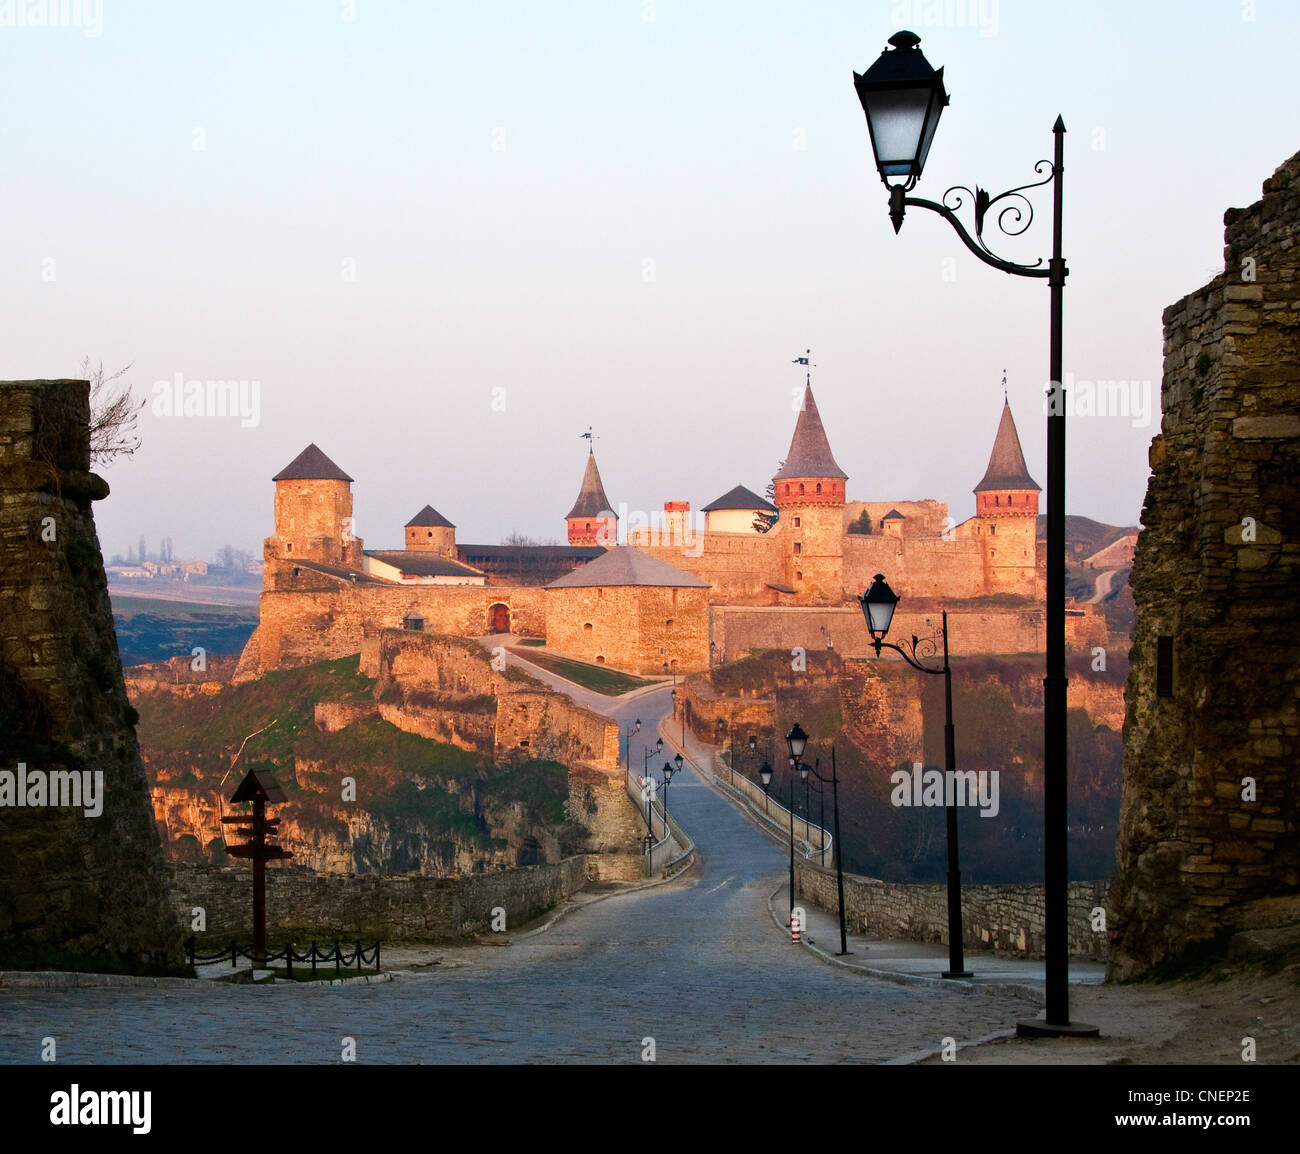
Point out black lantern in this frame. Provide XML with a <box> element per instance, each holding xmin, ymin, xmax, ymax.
<box><xmin>635</xmin><ymin>719</ymin><xmax>641</xmax><ymax>732</ymax></box>
<box><xmin>656</xmin><ymin>737</ymin><xmax>663</xmax><ymax>753</ymax></box>
<box><xmin>662</xmin><ymin>761</ymin><xmax>675</xmax><ymax>784</ymax></box>
<box><xmin>759</xmin><ymin>762</ymin><xmax>773</xmax><ymax>790</ymax></box>
<box><xmin>785</xmin><ymin>723</ymin><xmax>808</xmax><ymax>762</ymax></box>
<box><xmin>748</xmin><ymin>735</ymin><xmax>757</xmax><ymax>751</ymax></box>
<box><xmin>853</xmin><ymin>31</ymin><xmax>949</xmax><ymax>192</ymax></box>
<box><xmin>859</xmin><ymin>574</ymin><xmax>900</xmax><ymax>644</ymax></box>
<box><xmin>673</xmin><ymin>753</ymin><xmax>683</xmax><ymax>773</ymax></box>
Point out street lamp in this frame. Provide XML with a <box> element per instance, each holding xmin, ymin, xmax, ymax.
<box><xmin>858</xmin><ymin>575</ymin><xmax>970</xmax><ymax>979</ymax></box>
<box><xmin>644</xmin><ymin>736</ymin><xmax>664</xmax><ymax>775</ymax></box>
<box><xmin>790</xmin><ymin>735</ymin><xmax>851</xmax><ymax>957</ymax></box>
<box><xmin>624</xmin><ymin>717</ymin><xmax>641</xmax><ymax>772</ymax></box>
<box><xmin>759</xmin><ymin>760</ymin><xmax>773</xmax><ymax>816</ymax></box>
<box><xmin>660</xmin><ymin>760</ymin><xmax>677</xmax><ymax>826</ymax></box>
<box><xmin>853</xmin><ymin>34</ymin><xmax>1092</xmax><ymax>1035</ymax></box>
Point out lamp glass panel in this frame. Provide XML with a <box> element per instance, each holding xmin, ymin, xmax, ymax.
<box><xmin>865</xmin><ymin>87</ymin><xmax>932</xmax><ymax>176</ymax></box>
<box><xmin>868</xmin><ymin>598</ymin><xmax>896</xmax><ymax>636</ymax></box>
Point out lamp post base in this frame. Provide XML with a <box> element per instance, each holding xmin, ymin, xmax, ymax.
<box><xmin>941</xmin><ymin>970</ymin><xmax>973</xmax><ymax>979</ymax></box>
<box><xmin>1015</xmin><ymin>1017</ymin><xmax>1101</xmax><ymax>1038</ymax></box>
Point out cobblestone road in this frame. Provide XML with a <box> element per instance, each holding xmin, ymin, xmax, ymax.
<box><xmin>0</xmin><ymin>693</ymin><xmax>1038</xmax><ymax>1063</ymax></box>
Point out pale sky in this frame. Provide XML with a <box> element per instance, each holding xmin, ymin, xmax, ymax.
<box><xmin>3</xmin><ymin>0</ymin><xmax>1295</xmax><ymax>561</ymax></box>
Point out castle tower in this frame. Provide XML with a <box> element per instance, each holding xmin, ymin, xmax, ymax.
<box><xmin>973</xmin><ymin>399</ymin><xmax>1040</xmax><ymax>594</ymax></box>
<box><xmin>565</xmin><ymin>449</ymin><xmax>618</xmax><ymax>546</ymax></box>
<box><xmin>265</xmin><ymin>443</ymin><xmax>363</xmax><ymax>584</ymax></box>
<box><xmin>773</xmin><ymin>383</ymin><xmax>847</xmax><ymax>598</ymax></box>
<box><xmin>405</xmin><ymin>504</ymin><xmax>456</xmax><ymax>557</ymax></box>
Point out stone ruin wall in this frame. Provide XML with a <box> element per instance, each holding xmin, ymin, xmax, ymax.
<box><xmin>362</xmin><ymin>630</ymin><xmax>621</xmax><ymax>772</ymax></box>
<box><xmin>0</xmin><ymin>379</ymin><xmax>182</xmax><ymax>963</ymax></box>
<box><xmin>1110</xmin><ymin>150</ymin><xmax>1300</xmax><ymax>979</ymax></box>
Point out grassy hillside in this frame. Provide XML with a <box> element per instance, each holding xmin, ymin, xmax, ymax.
<box><xmin>136</xmin><ymin>656</ymin><xmax>574</xmax><ymax>870</ymax></box>
<box><xmin>1037</xmin><ymin>514</ymin><xmax>1137</xmax><ymax>557</ymax></box>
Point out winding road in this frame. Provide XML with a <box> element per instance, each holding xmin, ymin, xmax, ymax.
<box><xmin>0</xmin><ymin>663</ymin><xmax>1038</xmax><ymax>1064</ymax></box>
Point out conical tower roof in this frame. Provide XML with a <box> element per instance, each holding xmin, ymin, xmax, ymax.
<box><xmin>405</xmin><ymin>504</ymin><xmax>454</xmax><ymax>529</ymax></box>
<box><xmin>272</xmin><ymin>443</ymin><xmax>353</xmax><ymax>482</ymax></box>
<box><xmin>773</xmin><ymin>385</ymin><xmax>847</xmax><ymax>480</ymax></box>
<box><xmin>973</xmin><ymin>401</ymin><xmax>1040</xmax><ymax>492</ymax></box>
<box><xmin>565</xmin><ymin>450</ymin><xmax>617</xmax><ymax>520</ymax></box>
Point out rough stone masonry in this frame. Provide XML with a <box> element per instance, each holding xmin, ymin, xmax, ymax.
<box><xmin>1110</xmin><ymin>151</ymin><xmax>1300</xmax><ymax>979</ymax></box>
<box><xmin>0</xmin><ymin>379</ymin><xmax>183</xmax><ymax>963</ymax></box>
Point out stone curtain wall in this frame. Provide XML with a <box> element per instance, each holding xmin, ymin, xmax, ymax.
<box><xmin>795</xmin><ymin>859</ymin><xmax>1110</xmax><ymax>961</ymax></box>
<box><xmin>842</xmin><ymin>534</ymin><xmax>989</xmax><ymax>602</ymax></box>
<box><xmin>169</xmin><ymin>856</ymin><xmax>588</xmax><ymax>942</ymax></box>
<box><xmin>709</xmin><ymin>604</ymin><xmax>1110</xmax><ymax>663</ymax></box>
<box><xmin>1111</xmin><ymin>151</ymin><xmax>1300</xmax><ymax>979</ymax></box>
<box><xmin>235</xmin><ymin>584</ymin><xmax>547</xmax><ymax>680</ymax></box>
<box><xmin>0</xmin><ymin>380</ymin><xmax>183</xmax><ymax>963</ymax></box>
<box><xmin>634</xmin><ymin>533</ymin><xmax>782</xmax><ymax>602</ymax></box>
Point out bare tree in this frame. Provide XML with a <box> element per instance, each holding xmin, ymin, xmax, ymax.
<box><xmin>81</xmin><ymin>357</ymin><xmax>144</xmax><ymax>467</ymax></box>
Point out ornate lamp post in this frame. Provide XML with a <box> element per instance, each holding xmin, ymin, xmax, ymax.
<box><xmin>644</xmin><ymin>736</ymin><xmax>663</xmax><ymax>776</ymax></box>
<box><xmin>789</xmin><ymin>731</ymin><xmax>851</xmax><ymax>957</ymax></box>
<box><xmin>660</xmin><ymin>759</ymin><xmax>678</xmax><ymax>826</ymax></box>
<box><xmin>854</xmin><ymin>33</ymin><xmax>1093</xmax><ymax>1034</ymax></box>
<box><xmin>759</xmin><ymin>759</ymin><xmax>773</xmax><ymax>819</ymax></box>
<box><xmin>859</xmin><ymin>575</ymin><xmax>970</xmax><ymax>979</ymax></box>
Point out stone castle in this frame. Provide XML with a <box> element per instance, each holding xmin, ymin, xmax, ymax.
<box><xmin>236</xmin><ymin>382</ymin><xmax>1109</xmax><ymax>681</ymax></box>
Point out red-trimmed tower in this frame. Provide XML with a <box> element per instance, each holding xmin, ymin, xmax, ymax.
<box><xmin>565</xmin><ymin>449</ymin><xmax>618</xmax><ymax>546</ymax></box>
<box><xmin>773</xmin><ymin>383</ymin><xmax>847</xmax><ymax>599</ymax></box>
<box><xmin>973</xmin><ymin>399</ymin><xmax>1040</xmax><ymax>595</ymax></box>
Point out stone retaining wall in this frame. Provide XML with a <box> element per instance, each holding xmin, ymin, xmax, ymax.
<box><xmin>169</xmin><ymin>856</ymin><xmax>588</xmax><ymax>943</ymax></box>
<box><xmin>795</xmin><ymin>858</ymin><xmax>1110</xmax><ymax>961</ymax></box>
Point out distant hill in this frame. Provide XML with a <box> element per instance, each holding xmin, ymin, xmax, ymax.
<box><xmin>1037</xmin><ymin>514</ymin><xmax>1137</xmax><ymax>559</ymax></box>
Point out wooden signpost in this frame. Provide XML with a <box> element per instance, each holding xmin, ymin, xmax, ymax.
<box><xmin>222</xmin><ymin>767</ymin><xmax>293</xmax><ymax>964</ymax></box>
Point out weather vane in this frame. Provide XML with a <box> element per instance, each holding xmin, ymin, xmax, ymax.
<box><xmin>792</xmin><ymin>348</ymin><xmax>816</xmax><ymax>386</ymax></box>
<box><xmin>1002</xmin><ymin>369</ymin><xmax>1008</xmax><ymax>402</ymax></box>
<box><xmin>579</xmin><ymin>426</ymin><xmax>599</xmax><ymax>446</ymax></box>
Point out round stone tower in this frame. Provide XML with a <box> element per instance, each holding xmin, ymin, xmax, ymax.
<box><xmin>565</xmin><ymin>448</ymin><xmax>618</xmax><ymax>547</ymax></box>
<box><xmin>265</xmin><ymin>443</ymin><xmax>363</xmax><ymax>585</ymax></box>
<box><xmin>773</xmin><ymin>383</ymin><xmax>847</xmax><ymax>599</ymax></box>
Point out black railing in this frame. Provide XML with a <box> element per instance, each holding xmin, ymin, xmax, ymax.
<box><xmin>185</xmin><ymin>936</ymin><xmax>381</xmax><ymax>977</ymax></box>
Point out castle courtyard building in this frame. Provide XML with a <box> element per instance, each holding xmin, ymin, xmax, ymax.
<box><xmin>545</xmin><ymin>548</ymin><xmax>710</xmax><ymax>674</ymax></box>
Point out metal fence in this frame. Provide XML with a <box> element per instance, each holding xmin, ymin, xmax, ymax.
<box><xmin>709</xmin><ymin>753</ymin><xmax>831</xmax><ymax>864</ymax></box>
<box><xmin>625</xmin><ymin>767</ymin><xmax>697</xmax><ymax>878</ymax></box>
<box><xmin>185</xmin><ymin>936</ymin><xmax>381</xmax><ymax>976</ymax></box>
